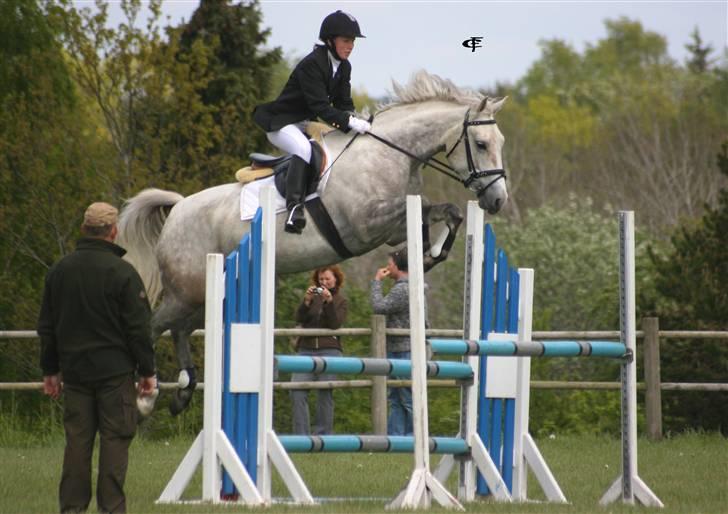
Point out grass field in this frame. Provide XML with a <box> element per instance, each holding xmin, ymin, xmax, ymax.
<box><xmin>1</xmin><ymin>432</ymin><xmax>726</xmax><ymax>513</ymax></box>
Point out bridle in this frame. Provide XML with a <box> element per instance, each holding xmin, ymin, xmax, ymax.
<box><xmin>362</xmin><ymin>108</ymin><xmax>507</xmax><ymax>194</ymax></box>
<box><xmin>445</xmin><ymin>108</ymin><xmax>506</xmax><ymax>190</ymax></box>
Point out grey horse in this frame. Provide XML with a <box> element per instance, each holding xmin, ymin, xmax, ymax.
<box><xmin>118</xmin><ymin>71</ymin><xmax>508</xmax><ymax>414</ymax></box>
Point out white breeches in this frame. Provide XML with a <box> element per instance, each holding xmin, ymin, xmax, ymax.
<box><xmin>266</xmin><ymin>123</ymin><xmax>311</xmax><ymax>163</ymax></box>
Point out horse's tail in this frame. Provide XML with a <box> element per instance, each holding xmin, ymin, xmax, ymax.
<box><xmin>117</xmin><ymin>188</ymin><xmax>184</xmax><ymax>305</ymax></box>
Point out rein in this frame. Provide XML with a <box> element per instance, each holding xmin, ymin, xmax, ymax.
<box><xmin>364</xmin><ymin>130</ymin><xmax>463</xmax><ymax>183</ymax></box>
<box><xmin>363</xmin><ymin>108</ymin><xmax>507</xmax><ymax>192</ymax></box>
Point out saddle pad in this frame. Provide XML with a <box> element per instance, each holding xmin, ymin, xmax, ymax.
<box><xmin>235</xmin><ymin>166</ymin><xmax>274</xmax><ymax>185</ymax></box>
<box><xmin>240</xmin><ymin>175</ymin><xmax>288</xmax><ymax>220</ymax></box>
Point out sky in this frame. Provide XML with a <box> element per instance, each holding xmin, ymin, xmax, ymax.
<box><xmin>95</xmin><ymin>1</ymin><xmax>728</xmax><ymax>98</ymax></box>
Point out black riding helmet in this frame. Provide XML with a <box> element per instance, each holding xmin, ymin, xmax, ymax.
<box><xmin>319</xmin><ymin>10</ymin><xmax>365</xmax><ymax>41</ymax></box>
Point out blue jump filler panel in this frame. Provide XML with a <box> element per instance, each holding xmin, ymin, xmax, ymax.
<box><xmin>476</xmin><ymin>224</ymin><xmax>520</xmax><ymax>495</ymax></box>
<box><xmin>222</xmin><ymin>208</ymin><xmax>263</xmax><ymax>496</ymax></box>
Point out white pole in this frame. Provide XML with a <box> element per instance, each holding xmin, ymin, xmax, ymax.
<box><xmin>202</xmin><ymin>253</ymin><xmax>225</xmax><ymax>501</ymax></box>
<box><xmin>257</xmin><ymin>186</ymin><xmax>276</xmax><ymax>501</ymax></box>
<box><xmin>406</xmin><ymin>194</ymin><xmax>431</xmax><ymax>503</ymax></box>
<box><xmin>389</xmin><ymin>195</ymin><xmax>463</xmax><ymax>510</ymax></box>
<box><xmin>460</xmin><ymin>201</ymin><xmax>483</xmax><ymax>501</ymax></box>
<box><xmin>600</xmin><ymin>211</ymin><xmax>663</xmax><ymax>508</ymax></box>
<box><xmin>511</xmin><ymin>267</ymin><xmax>532</xmax><ymax>501</ymax></box>
<box><xmin>621</xmin><ymin>210</ymin><xmax>637</xmax><ymax>503</ymax></box>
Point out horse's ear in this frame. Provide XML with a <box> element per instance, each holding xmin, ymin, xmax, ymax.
<box><xmin>487</xmin><ymin>96</ymin><xmax>508</xmax><ymax>115</ymax></box>
<box><xmin>477</xmin><ymin>96</ymin><xmax>508</xmax><ymax>115</ymax></box>
<box><xmin>476</xmin><ymin>96</ymin><xmax>489</xmax><ymax>113</ymax></box>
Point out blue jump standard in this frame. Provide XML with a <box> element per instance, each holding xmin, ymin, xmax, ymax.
<box><xmin>274</xmin><ymin>355</ymin><xmax>474</xmax><ymax>380</ymax></box>
<box><xmin>279</xmin><ymin>435</ymin><xmax>470</xmax><ymax>454</ymax></box>
<box><xmin>429</xmin><ymin>339</ymin><xmax>628</xmax><ymax>359</ymax></box>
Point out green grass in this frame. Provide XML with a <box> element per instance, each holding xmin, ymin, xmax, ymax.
<box><xmin>0</xmin><ymin>432</ymin><xmax>726</xmax><ymax>513</ymax></box>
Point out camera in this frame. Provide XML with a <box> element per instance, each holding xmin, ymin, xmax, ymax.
<box><xmin>314</xmin><ymin>287</ymin><xmax>325</xmax><ymax>295</ymax></box>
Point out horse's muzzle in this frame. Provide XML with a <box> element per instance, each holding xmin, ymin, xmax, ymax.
<box><xmin>478</xmin><ymin>188</ymin><xmax>507</xmax><ymax>214</ymax></box>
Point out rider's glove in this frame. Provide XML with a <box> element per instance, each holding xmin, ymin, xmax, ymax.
<box><xmin>348</xmin><ymin>116</ymin><xmax>371</xmax><ymax>134</ymax></box>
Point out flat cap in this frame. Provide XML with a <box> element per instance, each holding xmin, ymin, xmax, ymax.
<box><xmin>83</xmin><ymin>202</ymin><xmax>118</xmax><ymax>227</ymax></box>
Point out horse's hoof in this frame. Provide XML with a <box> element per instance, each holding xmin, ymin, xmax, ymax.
<box><xmin>169</xmin><ymin>387</ymin><xmax>195</xmax><ymax>416</ymax></box>
<box><xmin>284</xmin><ymin>222</ymin><xmax>304</xmax><ymax>234</ymax></box>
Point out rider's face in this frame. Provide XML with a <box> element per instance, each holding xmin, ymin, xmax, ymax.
<box><xmin>333</xmin><ymin>37</ymin><xmax>355</xmax><ymax>60</ymax></box>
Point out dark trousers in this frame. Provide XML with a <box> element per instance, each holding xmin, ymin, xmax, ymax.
<box><xmin>60</xmin><ymin>373</ymin><xmax>138</xmax><ymax>514</ymax></box>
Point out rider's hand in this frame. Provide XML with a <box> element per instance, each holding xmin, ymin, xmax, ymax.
<box><xmin>348</xmin><ymin>116</ymin><xmax>371</xmax><ymax>134</ymax></box>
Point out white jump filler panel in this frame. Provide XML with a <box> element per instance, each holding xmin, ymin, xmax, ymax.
<box><xmin>230</xmin><ymin>323</ymin><xmax>263</xmax><ymax>394</ymax></box>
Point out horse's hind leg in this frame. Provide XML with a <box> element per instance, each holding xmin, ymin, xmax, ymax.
<box><xmin>423</xmin><ymin>203</ymin><xmax>463</xmax><ymax>271</ymax></box>
<box><xmin>168</xmin><ymin>309</ymin><xmax>203</xmax><ymax>416</ymax></box>
<box><xmin>152</xmin><ymin>296</ymin><xmax>204</xmax><ymax>415</ymax></box>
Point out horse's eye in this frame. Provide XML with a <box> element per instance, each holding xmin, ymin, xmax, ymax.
<box><xmin>476</xmin><ymin>141</ymin><xmax>488</xmax><ymax>151</ymax></box>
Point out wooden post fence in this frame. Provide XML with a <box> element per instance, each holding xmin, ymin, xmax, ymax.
<box><xmin>371</xmin><ymin>314</ymin><xmax>387</xmax><ymax>435</ymax></box>
<box><xmin>642</xmin><ymin>317</ymin><xmax>663</xmax><ymax>440</ymax></box>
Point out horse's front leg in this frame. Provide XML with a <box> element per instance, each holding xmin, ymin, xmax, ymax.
<box><xmin>422</xmin><ymin>202</ymin><xmax>463</xmax><ymax>272</ymax></box>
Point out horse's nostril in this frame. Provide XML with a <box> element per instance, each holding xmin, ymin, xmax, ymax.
<box><xmin>494</xmin><ymin>198</ymin><xmax>502</xmax><ymax>210</ymax></box>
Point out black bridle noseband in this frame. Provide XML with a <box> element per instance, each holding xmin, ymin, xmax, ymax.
<box><xmin>362</xmin><ymin>108</ymin><xmax>506</xmax><ymax>194</ymax></box>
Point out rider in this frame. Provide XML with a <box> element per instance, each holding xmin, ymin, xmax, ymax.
<box><xmin>253</xmin><ymin>10</ymin><xmax>371</xmax><ymax>234</ymax></box>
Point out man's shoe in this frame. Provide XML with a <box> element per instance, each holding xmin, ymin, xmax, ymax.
<box><xmin>285</xmin><ymin>203</ymin><xmax>306</xmax><ymax>234</ymax></box>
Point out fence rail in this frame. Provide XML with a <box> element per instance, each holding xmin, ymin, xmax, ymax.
<box><xmin>2</xmin><ymin>316</ymin><xmax>727</xmax><ymax>439</ymax></box>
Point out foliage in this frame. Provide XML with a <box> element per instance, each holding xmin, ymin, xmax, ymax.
<box><xmin>485</xmin><ymin>198</ymin><xmax>662</xmax><ymax>434</ymax></box>
<box><xmin>173</xmin><ymin>0</ymin><xmax>282</xmax><ymax>184</ymax></box>
<box><xmin>505</xmin><ymin>19</ymin><xmax>728</xmax><ymax>232</ymax></box>
<box><xmin>489</xmin><ymin>197</ymin><xmax>659</xmax><ymax>332</ymax></box>
<box><xmin>0</xmin><ymin>0</ymin><xmax>282</xmax><ymax>431</ymax></box>
<box><xmin>0</xmin><ymin>0</ymin><xmax>114</xmax><ymax>331</ymax></box>
<box><xmin>649</xmin><ymin>142</ymin><xmax>728</xmax><ymax>434</ymax></box>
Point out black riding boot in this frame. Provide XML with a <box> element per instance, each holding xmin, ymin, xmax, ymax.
<box><xmin>285</xmin><ymin>155</ymin><xmax>309</xmax><ymax>234</ymax></box>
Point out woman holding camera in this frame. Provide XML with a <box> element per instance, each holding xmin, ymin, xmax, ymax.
<box><xmin>291</xmin><ymin>265</ymin><xmax>348</xmax><ymax>434</ymax></box>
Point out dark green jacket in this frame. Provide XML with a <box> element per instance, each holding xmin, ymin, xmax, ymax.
<box><xmin>37</xmin><ymin>237</ymin><xmax>155</xmax><ymax>384</ymax></box>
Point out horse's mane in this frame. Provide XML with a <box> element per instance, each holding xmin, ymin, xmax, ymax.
<box><xmin>377</xmin><ymin>70</ymin><xmax>484</xmax><ymax>114</ymax></box>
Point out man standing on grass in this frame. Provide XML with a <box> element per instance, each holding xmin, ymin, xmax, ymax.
<box><xmin>37</xmin><ymin>202</ymin><xmax>157</xmax><ymax>514</ymax></box>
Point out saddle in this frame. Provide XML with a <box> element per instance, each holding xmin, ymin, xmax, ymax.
<box><xmin>234</xmin><ymin>122</ymin><xmax>333</xmax><ymax>190</ymax></box>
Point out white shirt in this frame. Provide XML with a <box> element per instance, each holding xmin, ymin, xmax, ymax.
<box><xmin>328</xmin><ymin>50</ymin><xmax>341</xmax><ymax>77</ymax></box>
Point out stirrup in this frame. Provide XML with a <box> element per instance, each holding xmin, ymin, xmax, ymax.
<box><xmin>285</xmin><ymin>204</ymin><xmax>306</xmax><ymax>234</ymax></box>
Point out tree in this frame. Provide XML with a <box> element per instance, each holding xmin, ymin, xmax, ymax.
<box><xmin>0</xmin><ymin>0</ymin><xmax>107</xmax><ymax>330</ymax></box>
<box><xmin>685</xmin><ymin>27</ymin><xmax>713</xmax><ymax>74</ymax></box>
<box><xmin>508</xmin><ymin>18</ymin><xmax>728</xmax><ymax>233</ymax></box>
<box><xmin>173</xmin><ymin>0</ymin><xmax>281</xmax><ymax>184</ymax></box>
<box><xmin>515</xmin><ymin>39</ymin><xmax>585</xmax><ymax>103</ymax></box>
<box><xmin>0</xmin><ymin>0</ymin><xmax>74</xmax><ymax>103</ymax></box>
<box><xmin>649</xmin><ymin>142</ymin><xmax>728</xmax><ymax>433</ymax></box>
<box><xmin>0</xmin><ymin>0</ymin><xmax>116</xmax><ymax>430</ymax></box>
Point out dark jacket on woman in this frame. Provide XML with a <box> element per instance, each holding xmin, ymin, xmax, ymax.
<box><xmin>37</xmin><ymin>238</ymin><xmax>156</xmax><ymax>384</ymax></box>
<box><xmin>295</xmin><ymin>289</ymin><xmax>348</xmax><ymax>351</ymax></box>
<box><xmin>253</xmin><ymin>45</ymin><xmax>355</xmax><ymax>132</ymax></box>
